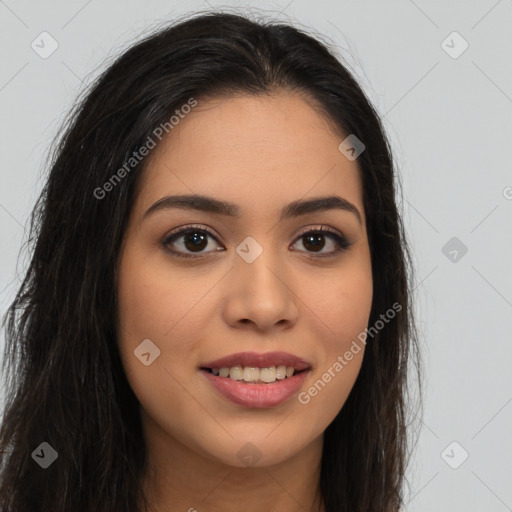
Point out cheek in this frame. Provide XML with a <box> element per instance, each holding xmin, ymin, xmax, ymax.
<box><xmin>294</xmin><ymin>258</ymin><xmax>372</xmax><ymax>423</ymax></box>
<box><xmin>116</xmin><ymin>248</ymin><xmax>185</xmax><ymax>400</ymax></box>
<box><xmin>115</xmin><ymin>247</ymin><xmax>211</xmax><ymax>420</ymax></box>
<box><xmin>301</xmin><ymin>253</ymin><xmax>373</xmax><ymax>354</ymax></box>
<box><xmin>116</xmin><ymin>246</ymin><xmax>203</xmax><ymax>343</ymax></box>
<box><xmin>116</xmin><ymin>265</ymin><xmax>224</xmax><ymax>462</ymax></box>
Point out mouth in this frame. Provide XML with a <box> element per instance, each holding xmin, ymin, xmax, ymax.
<box><xmin>199</xmin><ymin>351</ymin><xmax>312</xmax><ymax>385</ymax></box>
<box><xmin>199</xmin><ymin>360</ymin><xmax>311</xmax><ymax>408</ymax></box>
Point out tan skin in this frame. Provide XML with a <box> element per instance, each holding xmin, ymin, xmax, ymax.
<box><xmin>116</xmin><ymin>91</ymin><xmax>373</xmax><ymax>512</ymax></box>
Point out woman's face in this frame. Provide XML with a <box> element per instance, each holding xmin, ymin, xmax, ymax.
<box><xmin>117</xmin><ymin>91</ymin><xmax>373</xmax><ymax>468</ymax></box>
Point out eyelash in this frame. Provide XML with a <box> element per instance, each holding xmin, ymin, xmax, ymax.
<box><xmin>161</xmin><ymin>224</ymin><xmax>353</xmax><ymax>259</ymax></box>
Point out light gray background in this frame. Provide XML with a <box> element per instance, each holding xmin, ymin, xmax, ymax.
<box><xmin>1</xmin><ymin>1</ymin><xmax>511</xmax><ymax>511</ymax></box>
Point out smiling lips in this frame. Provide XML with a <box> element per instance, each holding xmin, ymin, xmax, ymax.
<box><xmin>201</xmin><ymin>350</ymin><xmax>311</xmax><ymax>371</ymax></box>
<box><xmin>200</xmin><ymin>351</ymin><xmax>312</xmax><ymax>408</ymax></box>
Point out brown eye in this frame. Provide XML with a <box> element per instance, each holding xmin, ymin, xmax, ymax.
<box><xmin>162</xmin><ymin>226</ymin><xmax>223</xmax><ymax>258</ymax></box>
<box><xmin>292</xmin><ymin>227</ymin><xmax>352</xmax><ymax>257</ymax></box>
<box><xmin>181</xmin><ymin>231</ymin><xmax>208</xmax><ymax>252</ymax></box>
<box><xmin>301</xmin><ymin>232</ymin><xmax>327</xmax><ymax>252</ymax></box>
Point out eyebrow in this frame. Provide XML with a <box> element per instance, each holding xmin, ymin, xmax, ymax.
<box><xmin>142</xmin><ymin>194</ymin><xmax>362</xmax><ymax>224</ymax></box>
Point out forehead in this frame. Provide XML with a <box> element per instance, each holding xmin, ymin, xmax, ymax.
<box><xmin>135</xmin><ymin>92</ymin><xmax>364</xmax><ymax>222</ymax></box>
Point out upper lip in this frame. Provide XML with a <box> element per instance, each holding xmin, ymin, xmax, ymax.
<box><xmin>201</xmin><ymin>351</ymin><xmax>311</xmax><ymax>371</ymax></box>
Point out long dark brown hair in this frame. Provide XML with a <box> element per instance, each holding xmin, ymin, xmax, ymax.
<box><xmin>0</xmin><ymin>10</ymin><xmax>421</xmax><ymax>511</ymax></box>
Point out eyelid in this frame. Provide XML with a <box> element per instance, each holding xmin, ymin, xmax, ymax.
<box><xmin>164</xmin><ymin>223</ymin><xmax>221</xmax><ymax>242</ymax></box>
<box><xmin>293</xmin><ymin>224</ymin><xmax>345</xmax><ymax>242</ymax></box>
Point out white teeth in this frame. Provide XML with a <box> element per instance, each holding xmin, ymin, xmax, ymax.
<box><xmin>230</xmin><ymin>366</ymin><xmax>243</xmax><ymax>380</ymax></box>
<box><xmin>276</xmin><ymin>365</ymin><xmax>287</xmax><ymax>379</ymax></box>
<box><xmin>209</xmin><ymin>365</ymin><xmax>297</xmax><ymax>383</ymax></box>
<box><xmin>243</xmin><ymin>367</ymin><xmax>260</xmax><ymax>382</ymax></box>
<box><xmin>260</xmin><ymin>366</ymin><xmax>276</xmax><ymax>383</ymax></box>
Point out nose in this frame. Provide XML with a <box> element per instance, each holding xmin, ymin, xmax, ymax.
<box><xmin>222</xmin><ymin>251</ymin><xmax>299</xmax><ymax>333</ymax></box>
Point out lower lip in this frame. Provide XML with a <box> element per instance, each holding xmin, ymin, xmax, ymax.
<box><xmin>200</xmin><ymin>369</ymin><xmax>310</xmax><ymax>408</ymax></box>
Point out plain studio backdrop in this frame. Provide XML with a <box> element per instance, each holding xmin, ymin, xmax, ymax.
<box><xmin>0</xmin><ymin>1</ymin><xmax>511</xmax><ymax>511</ymax></box>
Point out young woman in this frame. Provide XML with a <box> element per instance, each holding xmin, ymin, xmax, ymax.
<box><xmin>0</xmin><ymin>11</ymin><xmax>421</xmax><ymax>512</ymax></box>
